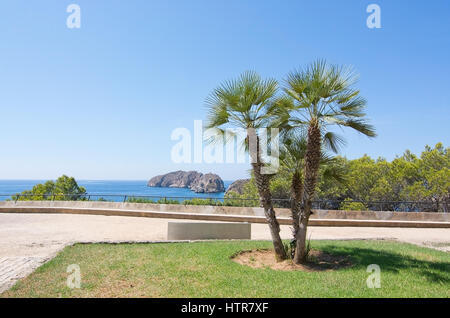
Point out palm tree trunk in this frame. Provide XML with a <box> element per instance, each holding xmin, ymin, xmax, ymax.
<box><xmin>252</xmin><ymin>163</ymin><xmax>287</xmax><ymax>261</ymax></box>
<box><xmin>294</xmin><ymin>203</ymin><xmax>310</xmax><ymax>263</ymax></box>
<box><xmin>290</xmin><ymin>171</ymin><xmax>302</xmax><ymax>240</ymax></box>
<box><xmin>248</xmin><ymin>128</ymin><xmax>286</xmax><ymax>261</ymax></box>
<box><xmin>294</xmin><ymin>120</ymin><xmax>321</xmax><ymax>264</ymax></box>
<box><xmin>289</xmin><ymin>171</ymin><xmax>303</xmax><ymax>259</ymax></box>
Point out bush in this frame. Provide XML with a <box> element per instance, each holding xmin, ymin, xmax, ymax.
<box><xmin>13</xmin><ymin>175</ymin><xmax>86</xmax><ymax>201</ymax></box>
<box><xmin>340</xmin><ymin>198</ymin><xmax>368</xmax><ymax>211</ymax></box>
<box><xmin>126</xmin><ymin>197</ymin><xmax>181</xmax><ymax>204</ymax></box>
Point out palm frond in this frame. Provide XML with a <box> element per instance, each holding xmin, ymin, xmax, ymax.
<box><xmin>341</xmin><ymin>119</ymin><xmax>377</xmax><ymax>137</ymax></box>
<box><xmin>323</xmin><ymin>131</ymin><xmax>346</xmax><ymax>154</ymax></box>
<box><xmin>321</xmin><ymin>160</ymin><xmax>348</xmax><ymax>185</ymax></box>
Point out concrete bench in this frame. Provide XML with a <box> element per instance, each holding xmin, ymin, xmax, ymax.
<box><xmin>167</xmin><ymin>222</ymin><xmax>251</xmax><ymax>240</ymax></box>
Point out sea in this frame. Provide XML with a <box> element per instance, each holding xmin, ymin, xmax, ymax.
<box><xmin>0</xmin><ymin>180</ymin><xmax>234</xmax><ymax>202</ymax></box>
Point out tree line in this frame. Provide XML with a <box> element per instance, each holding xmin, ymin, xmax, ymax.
<box><xmin>226</xmin><ymin>142</ymin><xmax>449</xmax><ymax>212</ymax></box>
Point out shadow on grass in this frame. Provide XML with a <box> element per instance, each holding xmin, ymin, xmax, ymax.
<box><xmin>321</xmin><ymin>245</ymin><xmax>450</xmax><ymax>284</ymax></box>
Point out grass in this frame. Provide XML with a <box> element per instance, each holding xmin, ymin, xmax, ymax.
<box><xmin>2</xmin><ymin>240</ymin><xmax>449</xmax><ymax>298</ymax></box>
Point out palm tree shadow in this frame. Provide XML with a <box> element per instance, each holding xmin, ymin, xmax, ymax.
<box><xmin>321</xmin><ymin>245</ymin><xmax>450</xmax><ymax>284</ymax></box>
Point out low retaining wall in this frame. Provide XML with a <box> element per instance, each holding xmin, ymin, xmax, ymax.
<box><xmin>0</xmin><ymin>205</ymin><xmax>448</xmax><ymax>228</ymax></box>
<box><xmin>0</xmin><ymin>200</ymin><xmax>448</xmax><ymax>222</ymax></box>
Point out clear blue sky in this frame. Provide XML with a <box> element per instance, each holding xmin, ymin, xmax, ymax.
<box><xmin>0</xmin><ymin>0</ymin><xmax>449</xmax><ymax>180</ymax></box>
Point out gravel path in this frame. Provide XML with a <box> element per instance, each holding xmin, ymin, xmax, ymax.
<box><xmin>1</xmin><ymin>213</ymin><xmax>449</xmax><ymax>293</ymax></box>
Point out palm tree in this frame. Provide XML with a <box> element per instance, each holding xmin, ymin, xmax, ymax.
<box><xmin>283</xmin><ymin>60</ymin><xmax>376</xmax><ymax>263</ymax></box>
<box><xmin>205</xmin><ymin>71</ymin><xmax>287</xmax><ymax>260</ymax></box>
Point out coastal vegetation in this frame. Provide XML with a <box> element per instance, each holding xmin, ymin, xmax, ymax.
<box><xmin>3</xmin><ymin>240</ymin><xmax>449</xmax><ymax>298</ymax></box>
<box><xmin>11</xmin><ymin>142</ymin><xmax>448</xmax><ymax>213</ymax></box>
<box><xmin>12</xmin><ymin>175</ymin><xmax>86</xmax><ymax>201</ymax></box>
<box><xmin>225</xmin><ymin>142</ymin><xmax>450</xmax><ymax>212</ymax></box>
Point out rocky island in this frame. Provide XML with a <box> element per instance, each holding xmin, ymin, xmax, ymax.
<box><xmin>148</xmin><ymin>170</ymin><xmax>225</xmax><ymax>193</ymax></box>
<box><xmin>225</xmin><ymin>179</ymin><xmax>250</xmax><ymax>195</ymax></box>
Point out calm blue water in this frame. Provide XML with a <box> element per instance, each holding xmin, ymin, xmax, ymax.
<box><xmin>0</xmin><ymin>180</ymin><xmax>234</xmax><ymax>202</ymax></box>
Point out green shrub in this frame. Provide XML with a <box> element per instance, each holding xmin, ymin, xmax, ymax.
<box><xmin>126</xmin><ymin>197</ymin><xmax>181</xmax><ymax>204</ymax></box>
<box><xmin>340</xmin><ymin>198</ymin><xmax>367</xmax><ymax>211</ymax></box>
<box><xmin>13</xmin><ymin>175</ymin><xmax>86</xmax><ymax>201</ymax></box>
<box><xmin>183</xmin><ymin>198</ymin><xmax>221</xmax><ymax>206</ymax></box>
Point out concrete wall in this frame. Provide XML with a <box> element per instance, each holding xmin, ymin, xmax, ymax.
<box><xmin>0</xmin><ymin>200</ymin><xmax>448</xmax><ymax>222</ymax></box>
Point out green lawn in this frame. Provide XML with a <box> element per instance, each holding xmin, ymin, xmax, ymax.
<box><xmin>2</xmin><ymin>240</ymin><xmax>449</xmax><ymax>298</ymax></box>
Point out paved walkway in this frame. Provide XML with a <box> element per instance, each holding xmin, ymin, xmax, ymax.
<box><xmin>0</xmin><ymin>257</ymin><xmax>44</xmax><ymax>293</ymax></box>
<box><xmin>1</xmin><ymin>213</ymin><xmax>449</xmax><ymax>293</ymax></box>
